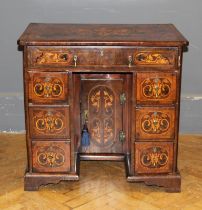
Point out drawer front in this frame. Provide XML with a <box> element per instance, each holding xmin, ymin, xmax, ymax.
<box><xmin>29</xmin><ymin>107</ymin><xmax>70</xmax><ymax>139</ymax></box>
<box><xmin>28</xmin><ymin>72</ymin><xmax>68</xmax><ymax>104</ymax></box>
<box><xmin>136</xmin><ymin>72</ymin><xmax>177</xmax><ymax>104</ymax></box>
<box><xmin>135</xmin><ymin>142</ymin><xmax>173</xmax><ymax>174</ymax></box>
<box><xmin>135</xmin><ymin>107</ymin><xmax>175</xmax><ymax>140</ymax></box>
<box><xmin>134</xmin><ymin>47</ymin><xmax>178</xmax><ymax>68</ymax></box>
<box><xmin>32</xmin><ymin>141</ymin><xmax>70</xmax><ymax>172</ymax></box>
<box><xmin>28</xmin><ymin>46</ymin><xmax>135</xmax><ymax>68</ymax></box>
<box><xmin>28</xmin><ymin>47</ymin><xmax>178</xmax><ymax>68</ymax></box>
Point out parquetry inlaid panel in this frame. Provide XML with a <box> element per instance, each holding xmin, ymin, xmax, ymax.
<box><xmin>136</xmin><ymin>72</ymin><xmax>177</xmax><ymax>104</ymax></box>
<box><xmin>32</xmin><ymin>141</ymin><xmax>70</xmax><ymax>172</ymax></box>
<box><xmin>28</xmin><ymin>72</ymin><xmax>68</xmax><ymax>104</ymax></box>
<box><xmin>134</xmin><ymin>48</ymin><xmax>178</xmax><ymax>68</ymax></box>
<box><xmin>135</xmin><ymin>142</ymin><xmax>173</xmax><ymax>174</ymax></box>
<box><xmin>135</xmin><ymin>107</ymin><xmax>175</xmax><ymax>140</ymax></box>
<box><xmin>29</xmin><ymin>107</ymin><xmax>70</xmax><ymax>139</ymax></box>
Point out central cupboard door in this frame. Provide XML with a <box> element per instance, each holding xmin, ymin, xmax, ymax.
<box><xmin>80</xmin><ymin>74</ymin><xmax>126</xmax><ymax>154</ymax></box>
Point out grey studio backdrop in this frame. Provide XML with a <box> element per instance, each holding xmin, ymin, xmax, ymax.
<box><xmin>0</xmin><ymin>0</ymin><xmax>201</xmax><ymax>133</ymax></box>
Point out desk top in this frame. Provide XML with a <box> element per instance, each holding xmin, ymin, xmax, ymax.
<box><xmin>18</xmin><ymin>23</ymin><xmax>188</xmax><ymax>46</ymax></box>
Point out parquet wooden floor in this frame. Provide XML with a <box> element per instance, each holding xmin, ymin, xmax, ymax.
<box><xmin>0</xmin><ymin>134</ymin><xmax>202</xmax><ymax>210</ymax></box>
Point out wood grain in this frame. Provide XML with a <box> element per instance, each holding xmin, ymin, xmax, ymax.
<box><xmin>135</xmin><ymin>107</ymin><xmax>176</xmax><ymax>140</ymax></box>
<box><xmin>136</xmin><ymin>72</ymin><xmax>177</xmax><ymax>105</ymax></box>
<box><xmin>29</xmin><ymin>106</ymin><xmax>70</xmax><ymax>139</ymax></box>
<box><xmin>134</xmin><ymin>142</ymin><xmax>173</xmax><ymax>174</ymax></box>
<box><xmin>18</xmin><ymin>23</ymin><xmax>189</xmax><ymax>46</ymax></box>
<box><xmin>32</xmin><ymin>141</ymin><xmax>71</xmax><ymax>173</ymax></box>
<box><xmin>18</xmin><ymin>24</ymin><xmax>188</xmax><ymax>192</ymax></box>
<box><xmin>0</xmin><ymin>133</ymin><xmax>202</xmax><ymax>209</ymax></box>
<box><xmin>28</xmin><ymin>71</ymin><xmax>68</xmax><ymax>104</ymax></box>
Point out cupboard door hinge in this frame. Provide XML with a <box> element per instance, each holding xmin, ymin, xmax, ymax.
<box><xmin>120</xmin><ymin>93</ymin><xmax>126</xmax><ymax>105</ymax></box>
<box><xmin>119</xmin><ymin>130</ymin><xmax>126</xmax><ymax>143</ymax></box>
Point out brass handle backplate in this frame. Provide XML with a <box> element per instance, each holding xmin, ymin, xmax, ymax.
<box><xmin>119</xmin><ymin>130</ymin><xmax>126</xmax><ymax>143</ymax></box>
<box><xmin>128</xmin><ymin>55</ymin><xmax>132</xmax><ymax>67</ymax></box>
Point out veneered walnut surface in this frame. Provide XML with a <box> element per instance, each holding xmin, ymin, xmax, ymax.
<box><xmin>18</xmin><ymin>23</ymin><xmax>188</xmax><ymax>46</ymax></box>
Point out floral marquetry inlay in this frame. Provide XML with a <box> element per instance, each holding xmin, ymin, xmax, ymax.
<box><xmin>90</xmin><ymin>90</ymin><xmax>101</xmax><ymax>113</ymax></box>
<box><xmin>142</xmin><ymin>78</ymin><xmax>171</xmax><ymax>99</ymax></box>
<box><xmin>34</xmin><ymin>111</ymin><xmax>64</xmax><ymax>134</ymax></box>
<box><xmin>34</xmin><ymin>51</ymin><xmax>70</xmax><ymax>64</ymax></box>
<box><xmin>37</xmin><ymin>146</ymin><xmax>65</xmax><ymax>168</ymax></box>
<box><xmin>141</xmin><ymin>112</ymin><xmax>170</xmax><ymax>134</ymax></box>
<box><xmin>104</xmin><ymin>119</ymin><xmax>114</xmax><ymax>142</ymax></box>
<box><xmin>89</xmin><ymin>86</ymin><xmax>115</xmax><ymax>146</ymax></box>
<box><xmin>104</xmin><ymin>91</ymin><xmax>113</xmax><ymax>113</ymax></box>
<box><xmin>91</xmin><ymin>119</ymin><xmax>101</xmax><ymax>143</ymax></box>
<box><xmin>135</xmin><ymin>52</ymin><xmax>170</xmax><ymax>65</ymax></box>
<box><xmin>33</xmin><ymin>77</ymin><xmax>63</xmax><ymax>98</ymax></box>
<box><xmin>141</xmin><ymin>147</ymin><xmax>168</xmax><ymax>168</ymax></box>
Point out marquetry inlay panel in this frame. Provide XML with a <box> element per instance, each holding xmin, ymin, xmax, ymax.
<box><xmin>136</xmin><ymin>72</ymin><xmax>177</xmax><ymax>104</ymax></box>
<box><xmin>134</xmin><ymin>48</ymin><xmax>177</xmax><ymax>67</ymax></box>
<box><xmin>141</xmin><ymin>147</ymin><xmax>168</xmax><ymax>168</ymax></box>
<box><xmin>37</xmin><ymin>146</ymin><xmax>65</xmax><ymax>167</ymax></box>
<box><xmin>29</xmin><ymin>107</ymin><xmax>70</xmax><ymax>139</ymax></box>
<box><xmin>135</xmin><ymin>53</ymin><xmax>169</xmax><ymax>65</ymax></box>
<box><xmin>80</xmin><ymin>75</ymin><xmax>124</xmax><ymax>153</ymax></box>
<box><xmin>135</xmin><ymin>142</ymin><xmax>173</xmax><ymax>174</ymax></box>
<box><xmin>135</xmin><ymin>107</ymin><xmax>175</xmax><ymax>140</ymax></box>
<box><xmin>28</xmin><ymin>72</ymin><xmax>68</xmax><ymax>104</ymax></box>
<box><xmin>142</xmin><ymin>78</ymin><xmax>171</xmax><ymax>98</ymax></box>
<box><xmin>89</xmin><ymin>86</ymin><xmax>115</xmax><ymax>146</ymax></box>
<box><xmin>32</xmin><ymin>141</ymin><xmax>70</xmax><ymax>172</ymax></box>
<box><xmin>30</xmin><ymin>48</ymin><xmax>72</xmax><ymax>66</ymax></box>
<box><xmin>141</xmin><ymin>112</ymin><xmax>170</xmax><ymax>134</ymax></box>
<box><xmin>33</xmin><ymin>78</ymin><xmax>63</xmax><ymax>98</ymax></box>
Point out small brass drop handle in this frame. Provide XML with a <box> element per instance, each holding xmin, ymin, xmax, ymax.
<box><xmin>128</xmin><ymin>55</ymin><xmax>132</xmax><ymax>67</ymax></box>
<box><xmin>152</xmin><ymin>112</ymin><xmax>158</xmax><ymax>126</ymax></box>
<box><xmin>74</xmin><ymin>55</ymin><xmax>78</xmax><ymax>67</ymax></box>
<box><xmin>44</xmin><ymin>78</ymin><xmax>52</xmax><ymax>98</ymax></box>
<box><xmin>44</xmin><ymin>77</ymin><xmax>51</xmax><ymax>82</ymax></box>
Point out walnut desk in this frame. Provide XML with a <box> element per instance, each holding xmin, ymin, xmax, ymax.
<box><xmin>18</xmin><ymin>23</ymin><xmax>188</xmax><ymax>192</ymax></box>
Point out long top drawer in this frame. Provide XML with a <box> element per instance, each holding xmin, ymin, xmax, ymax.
<box><xmin>27</xmin><ymin>46</ymin><xmax>178</xmax><ymax>69</ymax></box>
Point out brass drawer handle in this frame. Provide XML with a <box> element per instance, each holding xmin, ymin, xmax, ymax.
<box><xmin>128</xmin><ymin>55</ymin><xmax>132</xmax><ymax>67</ymax></box>
<box><xmin>74</xmin><ymin>55</ymin><xmax>78</xmax><ymax>67</ymax></box>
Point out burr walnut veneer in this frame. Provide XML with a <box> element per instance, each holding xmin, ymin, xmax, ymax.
<box><xmin>18</xmin><ymin>23</ymin><xmax>188</xmax><ymax>192</ymax></box>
